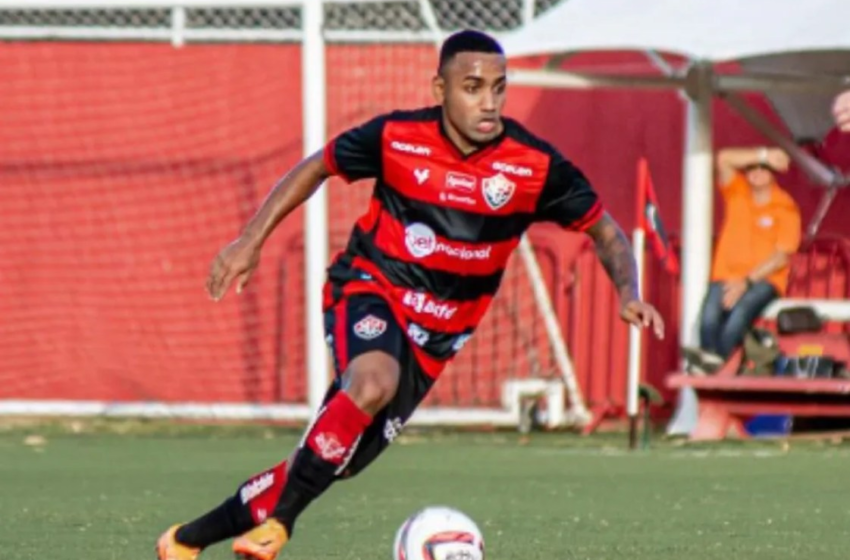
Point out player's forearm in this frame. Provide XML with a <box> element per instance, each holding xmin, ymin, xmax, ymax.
<box><xmin>746</xmin><ymin>250</ymin><xmax>790</xmax><ymax>283</ymax></box>
<box><xmin>241</xmin><ymin>151</ymin><xmax>330</xmax><ymax>247</ymax></box>
<box><xmin>586</xmin><ymin>213</ymin><xmax>640</xmax><ymax>304</ymax></box>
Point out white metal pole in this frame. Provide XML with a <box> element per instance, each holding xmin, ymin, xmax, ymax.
<box><xmin>520</xmin><ymin>0</ymin><xmax>535</xmax><ymax>25</ymax></box>
<box><xmin>303</xmin><ymin>0</ymin><xmax>329</xmax><ymax>412</ymax></box>
<box><xmin>416</xmin><ymin>0</ymin><xmax>443</xmax><ymax>46</ymax></box>
<box><xmin>517</xmin><ymin>236</ymin><xmax>590</xmax><ymax>425</ymax></box>
<box><xmin>665</xmin><ymin>61</ymin><xmax>714</xmax><ymax>438</ymax></box>
<box><xmin>680</xmin><ymin>61</ymin><xmax>714</xmax><ymax>352</ymax></box>
<box><xmin>626</xmin><ymin>228</ymin><xmax>645</xmax><ymax>419</ymax></box>
<box><xmin>170</xmin><ymin>6</ymin><xmax>185</xmax><ymax>47</ymax></box>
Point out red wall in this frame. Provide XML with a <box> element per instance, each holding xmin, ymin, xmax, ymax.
<box><xmin>1</xmin><ymin>43</ymin><xmax>848</xmax><ymax>414</ymax></box>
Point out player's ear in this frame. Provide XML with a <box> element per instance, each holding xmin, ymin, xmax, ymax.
<box><xmin>432</xmin><ymin>74</ymin><xmax>446</xmax><ymax>104</ymax></box>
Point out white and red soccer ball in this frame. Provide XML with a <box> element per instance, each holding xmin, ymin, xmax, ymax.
<box><xmin>393</xmin><ymin>506</ymin><xmax>485</xmax><ymax>560</ymax></box>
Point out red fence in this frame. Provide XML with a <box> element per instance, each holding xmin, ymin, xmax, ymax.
<box><xmin>1</xmin><ymin>42</ymin><xmax>849</xmax><ymax>415</ymax></box>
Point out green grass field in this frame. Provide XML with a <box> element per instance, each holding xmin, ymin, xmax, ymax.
<box><xmin>2</xmin><ymin>421</ymin><xmax>849</xmax><ymax>560</ymax></box>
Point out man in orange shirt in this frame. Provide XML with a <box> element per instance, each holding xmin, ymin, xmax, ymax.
<box><xmin>686</xmin><ymin>146</ymin><xmax>801</xmax><ymax>371</ymax></box>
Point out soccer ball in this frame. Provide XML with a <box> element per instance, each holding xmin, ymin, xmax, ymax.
<box><xmin>392</xmin><ymin>506</ymin><xmax>485</xmax><ymax>560</ymax></box>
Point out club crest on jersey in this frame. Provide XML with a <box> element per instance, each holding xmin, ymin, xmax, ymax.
<box><xmin>353</xmin><ymin>314</ymin><xmax>387</xmax><ymax>340</ymax></box>
<box><xmin>481</xmin><ymin>172</ymin><xmax>516</xmax><ymax>210</ymax></box>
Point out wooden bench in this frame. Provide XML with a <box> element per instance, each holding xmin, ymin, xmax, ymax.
<box><xmin>666</xmin><ymin>299</ymin><xmax>850</xmax><ymax>441</ymax></box>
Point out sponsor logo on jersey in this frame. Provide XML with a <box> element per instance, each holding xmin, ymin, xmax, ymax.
<box><xmin>414</xmin><ymin>168</ymin><xmax>430</xmax><ymax>185</ymax></box>
<box><xmin>404</xmin><ymin>222</ymin><xmax>492</xmax><ymax>261</ymax></box>
<box><xmin>492</xmin><ymin>161</ymin><xmax>533</xmax><ymax>177</ymax></box>
<box><xmin>404</xmin><ymin>223</ymin><xmax>438</xmax><ymax>258</ymax></box>
<box><xmin>391</xmin><ymin>140</ymin><xmax>431</xmax><ymax>157</ymax></box>
<box><xmin>445</xmin><ymin>171</ymin><xmax>476</xmax><ymax>193</ymax></box>
<box><xmin>402</xmin><ymin>291</ymin><xmax>458</xmax><ymax>320</ymax></box>
<box><xmin>441</xmin><ymin>171</ymin><xmax>477</xmax><ymax>205</ymax></box>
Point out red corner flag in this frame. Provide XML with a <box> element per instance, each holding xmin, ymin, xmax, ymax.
<box><xmin>636</xmin><ymin>158</ymin><xmax>680</xmax><ymax>275</ymax></box>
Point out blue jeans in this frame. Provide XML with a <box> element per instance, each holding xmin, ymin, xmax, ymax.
<box><xmin>699</xmin><ymin>280</ymin><xmax>778</xmax><ymax>359</ymax></box>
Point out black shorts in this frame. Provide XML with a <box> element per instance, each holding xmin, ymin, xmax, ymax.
<box><xmin>320</xmin><ymin>293</ymin><xmax>434</xmax><ymax>477</ymax></box>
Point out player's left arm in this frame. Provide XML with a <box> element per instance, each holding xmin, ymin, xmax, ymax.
<box><xmin>585</xmin><ymin>213</ymin><xmax>664</xmax><ymax>339</ymax></box>
<box><xmin>535</xmin><ymin>151</ymin><xmax>664</xmax><ymax>339</ymax></box>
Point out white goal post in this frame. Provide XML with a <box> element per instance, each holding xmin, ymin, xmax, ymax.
<box><xmin>0</xmin><ymin>0</ymin><xmax>590</xmax><ymax>428</ymax></box>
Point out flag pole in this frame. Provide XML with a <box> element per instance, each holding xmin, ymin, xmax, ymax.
<box><xmin>628</xmin><ymin>159</ymin><xmax>649</xmax><ymax>450</ymax></box>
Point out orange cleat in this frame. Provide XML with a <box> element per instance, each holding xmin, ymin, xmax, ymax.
<box><xmin>232</xmin><ymin>518</ymin><xmax>289</xmax><ymax>560</ymax></box>
<box><xmin>156</xmin><ymin>525</ymin><xmax>202</xmax><ymax>560</ymax></box>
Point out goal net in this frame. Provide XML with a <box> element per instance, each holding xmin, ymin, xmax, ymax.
<box><xmin>0</xmin><ymin>0</ymin><xmax>588</xmax><ymax>427</ymax></box>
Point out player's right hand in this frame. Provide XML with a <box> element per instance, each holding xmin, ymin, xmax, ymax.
<box><xmin>206</xmin><ymin>236</ymin><xmax>261</xmax><ymax>301</ymax></box>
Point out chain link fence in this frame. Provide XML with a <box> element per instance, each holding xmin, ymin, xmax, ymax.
<box><xmin>0</xmin><ymin>1</ymin><xmax>564</xmax><ymax>38</ymax></box>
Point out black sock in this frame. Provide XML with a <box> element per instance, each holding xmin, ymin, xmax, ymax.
<box><xmin>175</xmin><ymin>495</ymin><xmax>254</xmax><ymax>548</ymax></box>
<box><xmin>272</xmin><ymin>447</ymin><xmax>339</xmax><ymax>534</ymax></box>
<box><xmin>175</xmin><ymin>461</ymin><xmax>288</xmax><ymax>548</ymax></box>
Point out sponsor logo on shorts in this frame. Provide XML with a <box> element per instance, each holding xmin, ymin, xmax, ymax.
<box><xmin>452</xmin><ymin>333</ymin><xmax>472</xmax><ymax>352</ymax></box>
<box><xmin>353</xmin><ymin>314</ymin><xmax>387</xmax><ymax>340</ymax></box>
<box><xmin>404</xmin><ymin>222</ymin><xmax>492</xmax><ymax>261</ymax></box>
<box><xmin>406</xmin><ymin>322</ymin><xmax>430</xmax><ymax>347</ymax></box>
<box><xmin>240</xmin><ymin>472</ymin><xmax>275</xmax><ymax>504</ymax></box>
<box><xmin>384</xmin><ymin>417</ymin><xmax>404</xmax><ymax>443</ymax></box>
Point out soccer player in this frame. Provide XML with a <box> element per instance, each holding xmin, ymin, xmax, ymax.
<box><xmin>157</xmin><ymin>29</ymin><xmax>664</xmax><ymax>560</ymax></box>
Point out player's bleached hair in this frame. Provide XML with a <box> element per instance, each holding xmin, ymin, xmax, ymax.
<box><xmin>438</xmin><ymin>29</ymin><xmax>504</xmax><ymax>75</ymax></box>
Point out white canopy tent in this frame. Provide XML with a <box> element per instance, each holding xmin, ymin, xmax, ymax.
<box><xmin>500</xmin><ymin>0</ymin><xmax>850</xmax><ymax>434</ymax></box>
<box><xmin>502</xmin><ymin>0</ymin><xmax>850</xmax><ymax>345</ymax></box>
<box><xmin>503</xmin><ymin>0</ymin><xmax>850</xmax><ymax>64</ymax></box>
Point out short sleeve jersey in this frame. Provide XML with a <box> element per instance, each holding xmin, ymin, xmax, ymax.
<box><xmin>323</xmin><ymin>106</ymin><xmax>603</xmax><ymax>377</ymax></box>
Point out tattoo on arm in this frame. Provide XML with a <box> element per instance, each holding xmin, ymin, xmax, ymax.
<box><xmin>586</xmin><ymin>213</ymin><xmax>639</xmax><ymax>303</ymax></box>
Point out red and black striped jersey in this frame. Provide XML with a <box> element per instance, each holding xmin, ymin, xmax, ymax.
<box><xmin>322</xmin><ymin>106</ymin><xmax>603</xmax><ymax>378</ymax></box>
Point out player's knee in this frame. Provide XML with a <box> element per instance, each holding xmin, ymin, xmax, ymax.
<box><xmin>346</xmin><ymin>370</ymin><xmax>398</xmax><ymax>414</ymax></box>
<box><xmin>344</xmin><ymin>353</ymin><xmax>400</xmax><ymax>415</ymax></box>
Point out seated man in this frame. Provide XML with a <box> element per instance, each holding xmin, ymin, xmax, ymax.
<box><xmin>685</xmin><ymin>146</ymin><xmax>802</xmax><ymax>372</ymax></box>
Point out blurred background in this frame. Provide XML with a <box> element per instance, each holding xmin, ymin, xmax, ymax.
<box><xmin>3</xmin><ymin>0</ymin><xmax>849</xmax><ymax>437</ymax></box>
<box><xmin>2</xmin><ymin>2</ymin><xmax>850</xmax><ymax>559</ymax></box>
